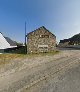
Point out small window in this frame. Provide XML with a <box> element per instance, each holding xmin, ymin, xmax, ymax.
<box><xmin>40</xmin><ymin>35</ymin><xmax>49</xmax><ymax>38</ymax></box>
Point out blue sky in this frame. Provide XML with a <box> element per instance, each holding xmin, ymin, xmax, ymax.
<box><xmin>0</xmin><ymin>0</ymin><xmax>80</xmax><ymax>43</ymax></box>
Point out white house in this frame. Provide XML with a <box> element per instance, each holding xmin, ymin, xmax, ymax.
<box><xmin>0</xmin><ymin>32</ymin><xmax>17</xmax><ymax>53</ymax></box>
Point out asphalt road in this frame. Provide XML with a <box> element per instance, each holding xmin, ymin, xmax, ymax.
<box><xmin>0</xmin><ymin>49</ymin><xmax>80</xmax><ymax>92</ymax></box>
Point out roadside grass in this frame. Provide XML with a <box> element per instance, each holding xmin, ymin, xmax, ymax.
<box><xmin>0</xmin><ymin>54</ymin><xmax>25</xmax><ymax>61</ymax></box>
<box><xmin>25</xmin><ymin>50</ymin><xmax>59</xmax><ymax>58</ymax></box>
<box><xmin>0</xmin><ymin>50</ymin><xmax>59</xmax><ymax>66</ymax></box>
<box><xmin>0</xmin><ymin>54</ymin><xmax>25</xmax><ymax>66</ymax></box>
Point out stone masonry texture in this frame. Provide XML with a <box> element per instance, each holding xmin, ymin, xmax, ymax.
<box><xmin>27</xmin><ymin>26</ymin><xmax>56</xmax><ymax>53</ymax></box>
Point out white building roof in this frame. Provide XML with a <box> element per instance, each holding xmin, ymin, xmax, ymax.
<box><xmin>0</xmin><ymin>32</ymin><xmax>16</xmax><ymax>49</ymax></box>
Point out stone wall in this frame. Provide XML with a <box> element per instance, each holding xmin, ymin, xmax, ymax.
<box><xmin>27</xmin><ymin>27</ymin><xmax>56</xmax><ymax>53</ymax></box>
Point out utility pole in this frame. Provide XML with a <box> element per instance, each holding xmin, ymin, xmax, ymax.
<box><xmin>25</xmin><ymin>21</ymin><xmax>27</xmax><ymax>54</ymax></box>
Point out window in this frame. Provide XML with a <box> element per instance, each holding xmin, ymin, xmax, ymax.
<box><xmin>40</xmin><ymin>35</ymin><xmax>49</xmax><ymax>38</ymax></box>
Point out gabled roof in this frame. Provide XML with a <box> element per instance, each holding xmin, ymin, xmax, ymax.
<box><xmin>26</xmin><ymin>26</ymin><xmax>56</xmax><ymax>37</ymax></box>
<box><xmin>0</xmin><ymin>32</ymin><xmax>11</xmax><ymax>49</ymax></box>
<box><xmin>0</xmin><ymin>32</ymin><xmax>17</xmax><ymax>49</ymax></box>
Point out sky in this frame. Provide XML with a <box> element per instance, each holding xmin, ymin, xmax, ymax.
<box><xmin>0</xmin><ymin>0</ymin><xmax>80</xmax><ymax>43</ymax></box>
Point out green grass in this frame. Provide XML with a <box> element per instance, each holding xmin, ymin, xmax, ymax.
<box><xmin>0</xmin><ymin>50</ymin><xmax>59</xmax><ymax>66</ymax></box>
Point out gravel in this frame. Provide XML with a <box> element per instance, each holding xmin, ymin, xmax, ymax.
<box><xmin>0</xmin><ymin>50</ymin><xmax>80</xmax><ymax>92</ymax></box>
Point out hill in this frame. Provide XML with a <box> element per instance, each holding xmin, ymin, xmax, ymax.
<box><xmin>5</xmin><ymin>37</ymin><xmax>17</xmax><ymax>47</ymax></box>
<box><xmin>60</xmin><ymin>33</ymin><xmax>80</xmax><ymax>45</ymax></box>
<box><xmin>69</xmin><ymin>33</ymin><xmax>80</xmax><ymax>45</ymax></box>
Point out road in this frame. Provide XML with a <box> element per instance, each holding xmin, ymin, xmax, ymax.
<box><xmin>0</xmin><ymin>49</ymin><xmax>80</xmax><ymax>92</ymax></box>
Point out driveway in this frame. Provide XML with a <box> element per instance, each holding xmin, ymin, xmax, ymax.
<box><xmin>0</xmin><ymin>50</ymin><xmax>80</xmax><ymax>92</ymax></box>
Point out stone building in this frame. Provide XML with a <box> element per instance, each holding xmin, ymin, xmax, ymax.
<box><xmin>58</xmin><ymin>39</ymin><xmax>70</xmax><ymax>47</ymax></box>
<box><xmin>27</xmin><ymin>26</ymin><xmax>56</xmax><ymax>53</ymax></box>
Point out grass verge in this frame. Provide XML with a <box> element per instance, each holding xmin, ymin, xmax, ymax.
<box><xmin>0</xmin><ymin>50</ymin><xmax>59</xmax><ymax>66</ymax></box>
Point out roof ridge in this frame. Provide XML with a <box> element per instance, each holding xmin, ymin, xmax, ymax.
<box><xmin>27</xmin><ymin>26</ymin><xmax>56</xmax><ymax>37</ymax></box>
<box><xmin>0</xmin><ymin>32</ymin><xmax>3</xmax><ymax>34</ymax></box>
